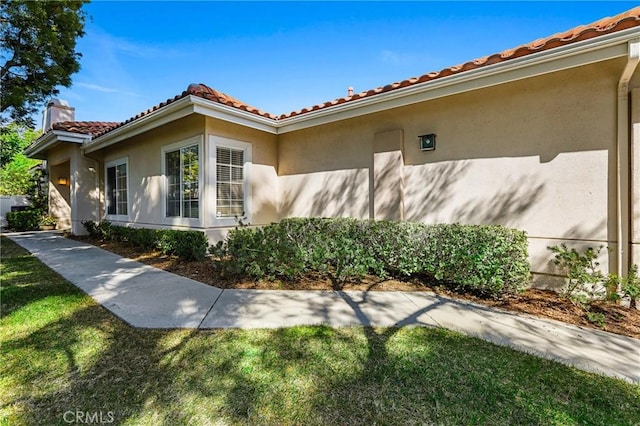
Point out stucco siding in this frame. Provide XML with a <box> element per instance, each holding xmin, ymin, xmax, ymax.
<box><xmin>277</xmin><ymin>59</ymin><xmax>626</xmax><ymax>281</ymax></box>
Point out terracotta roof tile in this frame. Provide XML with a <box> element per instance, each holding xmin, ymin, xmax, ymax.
<box><xmin>52</xmin><ymin>121</ymin><xmax>120</xmax><ymax>135</ymax></box>
<box><xmin>278</xmin><ymin>6</ymin><xmax>640</xmax><ymax>119</ymax></box>
<box><xmin>49</xmin><ymin>7</ymin><xmax>640</xmax><ymax>141</ymax></box>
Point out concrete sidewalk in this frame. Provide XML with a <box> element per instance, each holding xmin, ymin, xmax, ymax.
<box><xmin>6</xmin><ymin>231</ymin><xmax>640</xmax><ymax>383</ymax></box>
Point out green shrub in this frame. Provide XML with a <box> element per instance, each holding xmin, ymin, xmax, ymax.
<box><xmin>129</xmin><ymin>228</ymin><xmax>160</xmax><ymax>251</ymax></box>
<box><xmin>222</xmin><ymin>218</ymin><xmax>530</xmax><ymax>297</ymax></box>
<box><xmin>109</xmin><ymin>225</ymin><xmax>133</xmax><ymax>243</ymax></box>
<box><xmin>6</xmin><ymin>209</ymin><xmax>41</xmax><ymax>231</ymax></box>
<box><xmin>548</xmin><ymin>244</ymin><xmax>605</xmax><ymax>303</ymax></box>
<box><xmin>160</xmin><ymin>230</ymin><xmax>208</xmax><ymax>261</ymax></box>
<box><xmin>82</xmin><ymin>221</ymin><xmax>207</xmax><ymax>260</ymax></box>
<box><xmin>81</xmin><ymin>220</ymin><xmax>112</xmax><ymax>240</ymax></box>
<box><xmin>606</xmin><ymin>265</ymin><xmax>640</xmax><ymax>309</ymax></box>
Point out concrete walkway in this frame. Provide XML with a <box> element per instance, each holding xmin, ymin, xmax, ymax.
<box><xmin>6</xmin><ymin>231</ymin><xmax>640</xmax><ymax>383</ymax></box>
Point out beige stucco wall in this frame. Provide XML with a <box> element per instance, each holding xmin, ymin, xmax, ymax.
<box><xmin>204</xmin><ymin>117</ymin><xmax>279</xmax><ymax>228</ymax></box>
<box><xmin>278</xmin><ymin>58</ymin><xmax>628</xmax><ymax>283</ymax></box>
<box><xmin>39</xmin><ymin>55</ymin><xmax>638</xmax><ymax>282</ymax></box>
<box><xmin>49</xmin><ymin>161</ymin><xmax>71</xmax><ymax>229</ymax></box>
<box><xmin>87</xmin><ymin>114</ymin><xmax>278</xmax><ymax>242</ymax></box>
<box><xmin>45</xmin><ymin>143</ymin><xmax>100</xmax><ymax>232</ymax></box>
<box><xmin>98</xmin><ymin>115</ymin><xmax>206</xmax><ymax>227</ymax></box>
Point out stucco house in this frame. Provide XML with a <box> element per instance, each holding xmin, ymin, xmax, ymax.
<box><xmin>25</xmin><ymin>8</ymin><xmax>640</xmax><ymax>284</ymax></box>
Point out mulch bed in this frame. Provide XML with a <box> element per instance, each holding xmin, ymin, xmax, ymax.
<box><xmin>72</xmin><ymin>236</ymin><xmax>640</xmax><ymax>339</ymax></box>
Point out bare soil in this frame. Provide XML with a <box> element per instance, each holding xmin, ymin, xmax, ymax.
<box><xmin>73</xmin><ymin>236</ymin><xmax>640</xmax><ymax>339</ymax></box>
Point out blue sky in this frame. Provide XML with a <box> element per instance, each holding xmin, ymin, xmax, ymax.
<box><xmin>51</xmin><ymin>1</ymin><xmax>639</xmax><ymax>124</ymax></box>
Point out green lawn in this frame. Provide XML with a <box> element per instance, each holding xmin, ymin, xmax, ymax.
<box><xmin>1</xmin><ymin>236</ymin><xmax>639</xmax><ymax>425</ymax></box>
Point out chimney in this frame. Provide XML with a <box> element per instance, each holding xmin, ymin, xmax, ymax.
<box><xmin>348</xmin><ymin>86</ymin><xmax>354</xmax><ymax>97</ymax></box>
<box><xmin>42</xmin><ymin>99</ymin><xmax>75</xmax><ymax>132</ymax></box>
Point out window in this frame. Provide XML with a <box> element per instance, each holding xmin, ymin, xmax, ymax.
<box><xmin>216</xmin><ymin>146</ymin><xmax>244</xmax><ymax>218</ymax></box>
<box><xmin>106</xmin><ymin>159</ymin><xmax>128</xmax><ymax>216</ymax></box>
<box><xmin>165</xmin><ymin>144</ymin><xmax>199</xmax><ymax>218</ymax></box>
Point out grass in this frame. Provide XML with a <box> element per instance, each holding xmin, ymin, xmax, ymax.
<box><xmin>1</xmin><ymin>236</ymin><xmax>639</xmax><ymax>425</ymax></box>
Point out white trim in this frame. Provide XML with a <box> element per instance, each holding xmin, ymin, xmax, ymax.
<box><xmin>104</xmin><ymin>157</ymin><xmax>130</xmax><ymax>221</ymax></box>
<box><xmin>207</xmin><ymin>135</ymin><xmax>252</xmax><ymax>227</ymax></box>
<box><xmin>160</xmin><ymin>135</ymin><xmax>204</xmax><ymax>227</ymax></box>
<box><xmin>192</xmin><ymin>97</ymin><xmax>278</xmax><ymax>134</ymax></box>
<box><xmin>24</xmin><ymin>130</ymin><xmax>91</xmax><ymax>158</ymax></box>
<box><xmin>276</xmin><ymin>36</ymin><xmax>635</xmax><ymax>133</ymax></box>
<box><xmin>31</xmin><ymin>27</ymin><xmax>640</xmax><ymax>154</ymax></box>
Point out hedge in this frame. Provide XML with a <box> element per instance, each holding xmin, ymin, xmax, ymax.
<box><xmin>221</xmin><ymin>218</ymin><xmax>530</xmax><ymax>297</ymax></box>
<box><xmin>81</xmin><ymin>221</ymin><xmax>208</xmax><ymax>261</ymax></box>
<box><xmin>6</xmin><ymin>209</ymin><xmax>41</xmax><ymax>231</ymax></box>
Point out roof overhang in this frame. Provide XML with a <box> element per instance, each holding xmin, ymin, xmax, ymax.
<box><xmin>276</xmin><ymin>27</ymin><xmax>640</xmax><ymax>133</ymax></box>
<box><xmin>65</xmin><ymin>25</ymin><xmax>640</xmax><ymax>154</ymax></box>
<box><xmin>83</xmin><ymin>96</ymin><xmax>279</xmax><ymax>154</ymax></box>
<box><xmin>24</xmin><ymin>130</ymin><xmax>91</xmax><ymax>160</ymax></box>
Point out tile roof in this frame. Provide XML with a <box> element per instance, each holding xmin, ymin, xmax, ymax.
<box><xmin>279</xmin><ymin>6</ymin><xmax>640</xmax><ymax>119</ymax></box>
<box><xmin>52</xmin><ymin>121</ymin><xmax>120</xmax><ymax>135</ymax></box>
<box><xmin>52</xmin><ymin>6</ymin><xmax>640</xmax><ymax>141</ymax></box>
<box><xmin>88</xmin><ymin>84</ymin><xmax>277</xmax><ymax>138</ymax></box>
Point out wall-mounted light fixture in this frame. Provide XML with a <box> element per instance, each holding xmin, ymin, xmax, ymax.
<box><xmin>419</xmin><ymin>134</ymin><xmax>436</xmax><ymax>151</ymax></box>
<box><xmin>57</xmin><ymin>177</ymin><xmax>69</xmax><ymax>185</ymax></box>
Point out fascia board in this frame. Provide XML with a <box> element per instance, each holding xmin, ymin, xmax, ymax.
<box><xmin>191</xmin><ymin>97</ymin><xmax>278</xmax><ymax>134</ymax></box>
<box><xmin>24</xmin><ymin>130</ymin><xmax>90</xmax><ymax>158</ymax></box>
<box><xmin>276</xmin><ymin>28</ymin><xmax>639</xmax><ymax>134</ymax></box>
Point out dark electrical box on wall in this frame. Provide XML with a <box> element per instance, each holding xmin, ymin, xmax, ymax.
<box><xmin>419</xmin><ymin>134</ymin><xmax>436</xmax><ymax>151</ymax></box>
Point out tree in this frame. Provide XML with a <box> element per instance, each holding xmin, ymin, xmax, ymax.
<box><xmin>0</xmin><ymin>121</ymin><xmax>39</xmax><ymax>167</ymax></box>
<box><xmin>0</xmin><ymin>122</ymin><xmax>41</xmax><ymax>195</ymax></box>
<box><xmin>0</xmin><ymin>0</ymin><xmax>89</xmax><ymax>127</ymax></box>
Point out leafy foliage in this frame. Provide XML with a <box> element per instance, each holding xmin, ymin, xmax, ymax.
<box><xmin>0</xmin><ymin>123</ymin><xmax>41</xmax><ymax>195</ymax></box>
<box><xmin>5</xmin><ymin>209</ymin><xmax>40</xmax><ymax>231</ymax></box>
<box><xmin>0</xmin><ymin>123</ymin><xmax>40</xmax><ymax>167</ymax></box>
<box><xmin>81</xmin><ymin>221</ymin><xmax>207</xmax><ymax>261</ymax></box>
<box><xmin>221</xmin><ymin>218</ymin><xmax>530</xmax><ymax>297</ymax></box>
<box><xmin>548</xmin><ymin>244</ymin><xmax>605</xmax><ymax>304</ymax></box>
<box><xmin>159</xmin><ymin>230</ymin><xmax>208</xmax><ymax>261</ymax></box>
<box><xmin>1</xmin><ymin>0</ymin><xmax>88</xmax><ymax>125</ymax></box>
<box><xmin>606</xmin><ymin>265</ymin><xmax>640</xmax><ymax>309</ymax></box>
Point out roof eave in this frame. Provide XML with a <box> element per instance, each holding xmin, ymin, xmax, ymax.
<box><xmin>24</xmin><ymin>130</ymin><xmax>91</xmax><ymax>159</ymax></box>
<box><xmin>276</xmin><ymin>27</ymin><xmax>640</xmax><ymax>134</ymax></box>
<box><xmin>84</xmin><ymin>96</ymin><xmax>279</xmax><ymax>154</ymax></box>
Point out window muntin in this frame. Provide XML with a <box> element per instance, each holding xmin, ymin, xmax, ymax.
<box><xmin>216</xmin><ymin>146</ymin><xmax>244</xmax><ymax>218</ymax></box>
<box><xmin>106</xmin><ymin>161</ymin><xmax>127</xmax><ymax>216</ymax></box>
<box><xmin>165</xmin><ymin>144</ymin><xmax>199</xmax><ymax>219</ymax></box>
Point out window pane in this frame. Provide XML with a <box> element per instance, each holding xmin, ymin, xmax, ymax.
<box><xmin>181</xmin><ymin>145</ymin><xmax>199</xmax><ymax>219</ymax></box>
<box><xmin>216</xmin><ymin>146</ymin><xmax>244</xmax><ymax>218</ymax></box>
<box><xmin>106</xmin><ymin>166</ymin><xmax>116</xmax><ymax>215</ymax></box>
<box><xmin>116</xmin><ymin>163</ymin><xmax>127</xmax><ymax>215</ymax></box>
<box><xmin>231</xmin><ymin>150</ymin><xmax>243</xmax><ymax>166</ymax></box>
<box><xmin>166</xmin><ymin>150</ymin><xmax>180</xmax><ymax>217</ymax></box>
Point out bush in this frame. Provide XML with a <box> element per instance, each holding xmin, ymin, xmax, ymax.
<box><xmin>6</xmin><ymin>209</ymin><xmax>41</xmax><ymax>231</ymax></box>
<box><xmin>129</xmin><ymin>228</ymin><xmax>159</xmax><ymax>251</ymax></box>
<box><xmin>159</xmin><ymin>230</ymin><xmax>208</xmax><ymax>261</ymax></box>
<box><xmin>606</xmin><ymin>265</ymin><xmax>640</xmax><ymax>309</ymax></box>
<box><xmin>548</xmin><ymin>244</ymin><xmax>605</xmax><ymax>303</ymax></box>
<box><xmin>222</xmin><ymin>218</ymin><xmax>530</xmax><ymax>297</ymax></box>
<box><xmin>81</xmin><ymin>222</ymin><xmax>204</xmax><ymax>260</ymax></box>
<box><xmin>82</xmin><ymin>220</ymin><xmax>112</xmax><ymax>240</ymax></box>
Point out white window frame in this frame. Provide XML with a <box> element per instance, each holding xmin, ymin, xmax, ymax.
<box><xmin>161</xmin><ymin>135</ymin><xmax>204</xmax><ymax>227</ymax></box>
<box><xmin>207</xmin><ymin>135</ymin><xmax>252</xmax><ymax>227</ymax></box>
<box><xmin>104</xmin><ymin>157</ymin><xmax>129</xmax><ymax>221</ymax></box>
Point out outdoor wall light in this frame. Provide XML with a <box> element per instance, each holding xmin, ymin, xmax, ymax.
<box><xmin>57</xmin><ymin>177</ymin><xmax>69</xmax><ymax>185</ymax></box>
<box><xmin>419</xmin><ymin>134</ymin><xmax>436</xmax><ymax>151</ymax></box>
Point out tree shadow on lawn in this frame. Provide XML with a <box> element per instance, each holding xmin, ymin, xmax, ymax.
<box><xmin>2</xmin><ymin>291</ymin><xmax>639</xmax><ymax>425</ymax></box>
<box><xmin>6</xmin><ymin>231</ymin><xmax>640</xmax><ymax>424</ymax></box>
